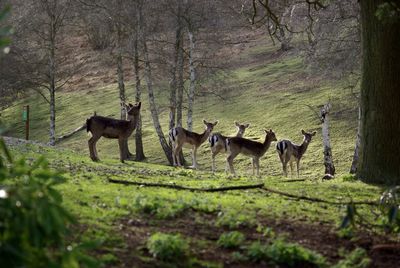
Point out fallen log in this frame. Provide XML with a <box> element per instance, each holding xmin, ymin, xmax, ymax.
<box><xmin>55</xmin><ymin>124</ymin><xmax>86</xmax><ymax>143</ymax></box>
<box><xmin>108</xmin><ymin>178</ymin><xmax>264</xmax><ymax>192</ymax></box>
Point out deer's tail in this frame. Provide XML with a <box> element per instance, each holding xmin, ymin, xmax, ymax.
<box><xmin>86</xmin><ymin>117</ymin><xmax>92</xmax><ymax>133</ymax></box>
<box><xmin>276</xmin><ymin>140</ymin><xmax>287</xmax><ymax>155</ymax></box>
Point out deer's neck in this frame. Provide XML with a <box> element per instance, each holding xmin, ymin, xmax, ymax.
<box><xmin>235</xmin><ymin>130</ymin><xmax>244</xmax><ymax>137</ymax></box>
<box><xmin>261</xmin><ymin>136</ymin><xmax>274</xmax><ymax>153</ymax></box>
<box><xmin>297</xmin><ymin>140</ymin><xmax>310</xmax><ymax>159</ymax></box>
<box><xmin>199</xmin><ymin>129</ymin><xmax>212</xmax><ymax>145</ymax></box>
<box><xmin>127</xmin><ymin>114</ymin><xmax>139</xmax><ymax>132</ymax></box>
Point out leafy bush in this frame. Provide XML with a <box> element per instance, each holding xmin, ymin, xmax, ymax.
<box><xmin>265</xmin><ymin>238</ymin><xmax>327</xmax><ymax>267</ymax></box>
<box><xmin>217</xmin><ymin>231</ymin><xmax>245</xmax><ymax>249</ymax></box>
<box><xmin>147</xmin><ymin>232</ymin><xmax>189</xmax><ymax>263</ymax></box>
<box><xmin>246</xmin><ymin>239</ymin><xmax>327</xmax><ymax>267</ymax></box>
<box><xmin>246</xmin><ymin>241</ymin><xmax>269</xmax><ymax>262</ymax></box>
<box><xmin>133</xmin><ymin>195</ymin><xmax>190</xmax><ymax>219</ymax></box>
<box><xmin>333</xmin><ymin>248</ymin><xmax>371</xmax><ymax>268</ymax></box>
<box><xmin>216</xmin><ymin>210</ymin><xmax>256</xmax><ymax>229</ymax></box>
<box><xmin>0</xmin><ymin>138</ymin><xmax>98</xmax><ymax>267</ymax></box>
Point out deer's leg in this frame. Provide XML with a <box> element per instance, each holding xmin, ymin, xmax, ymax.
<box><xmin>124</xmin><ymin>139</ymin><xmax>134</xmax><ymax>159</ymax></box>
<box><xmin>255</xmin><ymin>157</ymin><xmax>260</xmax><ymax>177</ymax></box>
<box><xmin>175</xmin><ymin>143</ymin><xmax>183</xmax><ymax>167</ymax></box>
<box><xmin>191</xmin><ymin>146</ymin><xmax>198</xmax><ymax>169</ymax></box>
<box><xmin>118</xmin><ymin>138</ymin><xmax>126</xmax><ymax>163</ymax></box>
<box><xmin>289</xmin><ymin>160</ymin><xmax>294</xmax><ymax>177</ymax></box>
<box><xmin>296</xmin><ymin>159</ymin><xmax>300</xmax><ymax>178</ymax></box>
<box><xmin>211</xmin><ymin>149</ymin><xmax>217</xmax><ymax>173</ymax></box>
<box><xmin>88</xmin><ymin>136</ymin><xmax>101</xmax><ymax>161</ymax></box>
<box><xmin>227</xmin><ymin>151</ymin><xmax>239</xmax><ymax>176</ymax></box>
<box><xmin>279</xmin><ymin>154</ymin><xmax>288</xmax><ymax>177</ymax></box>
<box><xmin>251</xmin><ymin>158</ymin><xmax>255</xmax><ymax>176</ymax></box>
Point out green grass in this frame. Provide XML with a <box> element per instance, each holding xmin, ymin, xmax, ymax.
<box><xmin>1</xmin><ymin>37</ymin><xmax>384</xmax><ymax>266</ymax></box>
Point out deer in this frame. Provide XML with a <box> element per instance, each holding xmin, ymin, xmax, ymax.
<box><xmin>169</xmin><ymin>119</ymin><xmax>218</xmax><ymax>168</ymax></box>
<box><xmin>276</xmin><ymin>129</ymin><xmax>316</xmax><ymax>177</ymax></box>
<box><xmin>226</xmin><ymin>129</ymin><xmax>277</xmax><ymax>177</ymax></box>
<box><xmin>86</xmin><ymin>102</ymin><xmax>141</xmax><ymax>163</ymax></box>
<box><xmin>209</xmin><ymin>121</ymin><xmax>250</xmax><ymax>173</ymax></box>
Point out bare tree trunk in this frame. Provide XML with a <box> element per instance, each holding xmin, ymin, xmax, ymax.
<box><xmin>176</xmin><ymin>12</ymin><xmax>184</xmax><ymax>127</ymax></box>
<box><xmin>49</xmin><ymin>14</ymin><xmax>56</xmax><ymax>146</ymax></box>
<box><xmin>168</xmin><ymin>16</ymin><xmax>182</xmax><ymax>130</ymax></box>
<box><xmin>187</xmin><ymin>30</ymin><xmax>195</xmax><ymax>131</ymax></box>
<box><xmin>117</xmin><ymin>27</ymin><xmax>126</xmax><ymax>120</ymax></box>
<box><xmin>138</xmin><ymin>0</ymin><xmax>172</xmax><ymax>164</ymax></box>
<box><xmin>320</xmin><ymin>103</ymin><xmax>335</xmax><ymax>176</ymax></box>
<box><xmin>133</xmin><ymin>29</ymin><xmax>145</xmax><ymax>161</ymax></box>
<box><xmin>350</xmin><ymin>106</ymin><xmax>361</xmax><ymax>174</ymax></box>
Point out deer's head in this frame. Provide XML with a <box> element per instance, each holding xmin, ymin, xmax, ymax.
<box><xmin>235</xmin><ymin>121</ymin><xmax>250</xmax><ymax>136</ymax></box>
<box><xmin>301</xmin><ymin>129</ymin><xmax>316</xmax><ymax>144</ymax></box>
<box><xmin>264</xmin><ymin>129</ymin><xmax>277</xmax><ymax>142</ymax></box>
<box><xmin>203</xmin><ymin>119</ymin><xmax>218</xmax><ymax>133</ymax></box>
<box><xmin>125</xmin><ymin>102</ymin><xmax>141</xmax><ymax>120</ymax></box>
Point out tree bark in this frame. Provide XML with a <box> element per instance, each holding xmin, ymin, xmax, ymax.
<box><xmin>187</xmin><ymin>30</ymin><xmax>195</xmax><ymax>131</ymax></box>
<box><xmin>133</xmin><ymin>31</ymin><xmax>145</xmax><ymax>161</ymax></box>
<box><xmin>49</xmin><ymin>12</ymin><xmax>56</xmax><ymax>146</ymax></box>
<box><xmin>350</xmin><ymin>106</ymin><xmax>361</xmax><ymax>174</ymax></box>
<box><xmin>116</xmin><ymin>26</ymin><xmax>126</xmax><ymax>120</ymax></box>
<box><xmin>358</xmin><ymin>0</ymin><xmax>400</xmax><ymax>184</ymax></box>
<box><xmin>320</xmin><ymin>103</ymin><xmax>335</xmax><ymax>176</ymax></box>
<box><xmin>138</xmin><ymin>1</ymin><xmax>173</xmax><ymax>164</ymax></box>
<box><xmin>176</xmin><ymin>29</ymin><xmax>184</xmax><ymax>127</ymax></box>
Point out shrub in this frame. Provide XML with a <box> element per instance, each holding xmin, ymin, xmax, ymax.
<box><xmin>217</xmin><ymin>231</ymin><xmax>246</xmax><ymax>249</ymax></box>
<box><xmin>246</xmin><ymin>239</ymin><xmax>327</xmax><ymax>267</ymax></box>
<box><xmin>0</xmin><ymin>138</ymin><xmax>98</xmax><ymax>267</ymax></box>
<box><xmin>332</xmin><ymin>248</ymin><xmax>371</xmax><ymax>268</ymax></box>
<box><xmin>147</xmin><ymin>232</ymin><xmax>190</xmax><ymax>263</ymax></box>
<box><xmin>265</xmin><ymin>238</ymin><xmax>327</xmax><ymax>267</ymax></box>
<box><xmin>246</xmin><ymin>241</ymin><xmax>269</xmax><ymax>262</ymax></box>
<box><xmin>216</xmin><ymin>210</ymin><xmax>256</xmax><ymax>229</ymax></box>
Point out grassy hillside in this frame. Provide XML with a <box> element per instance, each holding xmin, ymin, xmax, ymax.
<box><xmin>1</xmin><ymin>36</ymin><xmax>359</xmax><ymax>179</ymax></box>
<box><xmin>4</xmin><ymin>137</ymin><xmax>395</xmax><ymax>267</ymax></box>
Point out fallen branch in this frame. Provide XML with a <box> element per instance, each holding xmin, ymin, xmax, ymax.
<box><xmin>261</xmin><ymin>186</ymin><xmax>378</xmax><ymax>206</ymax></box>
<box><xmin>55</xmin><ymin>124</ymin><xmax>86</xmax><ymax>143</ymax></box>
<box><xmin>108</xmin><ymin>178</ymin><xmax>264</xmax><ymax>192</ymax></box>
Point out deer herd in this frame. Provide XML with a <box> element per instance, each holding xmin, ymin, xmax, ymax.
<box><xmin>86</xmin><ymin>102</ymin><xmax>316</xmax><ymax>177</ymax></box>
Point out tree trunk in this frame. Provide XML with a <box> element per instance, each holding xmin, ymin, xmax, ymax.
<box><xmin>176</xmin><ymin>33</ymin><xmax>184</xmax><ymax>127</ymax></box>
<box><xmin>358</xmin><ymin>0</ymin><xmax>400</xmax><ymax>184</ymax></box>
<box><xmin>187</xmin><ymin>30</ymin><xmax>195</xmax><ymax>131</ymax></box>
<box><xmin>168</xmin><ymin>7</ymin><xmax>183</xmax><ymax>130</ymax></box>
<box><xmin>350</xmin><ymin>106</ymin><xmax>361</xmax><ymax>174</ymax></box>
<box><xmin>133</xmin><ymin>31</ymin><xmax>145</xmax><ymax>161</ymax></box>
<box><xmin>320</xmin><ymin>103</ymin><xmax>335</xmax><ymax>176</ymax></box>
<box><xmin>138</xmin><ymin>1</ymin><xmax>173</xmax><ymax>164</ymax></box>
<box><xmin>117</xmin><ymin>27</ymin><xmax>126</xmax><ymax>120</ymax></box>
<box><xmin>49</xmin><ymin>16</ymin><xmax>56</xmax><ymax>146</ymax></box>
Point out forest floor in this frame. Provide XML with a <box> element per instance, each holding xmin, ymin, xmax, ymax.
<box><xmin>1</xmin><ymin>29</ymin><xmax>399</xmax><ymax>267</ymax></box>
<box><xmin>4</xmin><ymin>137</ymin><xmax>400</xmax><ymax>267</ymax></box>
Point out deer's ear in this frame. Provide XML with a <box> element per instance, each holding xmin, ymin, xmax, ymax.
<box><xmin>235</xmin><ymin>121</ymin><xmax>239</xmax><ymax>127</ymax></box>
<box><xmin>213</xmin><ymin>120</ymin><xmax>219</xmax><ymax>126</ymax></box>
<box><xmin>245</xmin><ymin>123</ymin><xmax>250</xmax><ymax>128</ymax></box>
<box><xmin>264</xmin><ymin>129</ymin><xmax>268</xmax><ymax>134</ymax></box>
<box><xmin>269</xmin><ymin>129</ymin><xmax>273</xmax><ymax>133</ymax></box>
<box><xmin>203</xmin><ymin>119</ymin><xmax>207</xmax><ymax>124</ymax></box>
<box><xmin>301</xmin><ymin>129</ymin><xmax>306</xmax><ymax>135</ymax></box>
<box><xmin>128</xmin><ymin>103</ymin><xmax>134</xmax><ymax>107</ymax></box>
<box><xmin>136</xmin><ymin>102</ymin><xmax>141</xmax><ymax>109</ymax></box>
<box><xmin>312</xmin><ymin>131</ymin><xmax>316</xmax><ymax>136</ymax></box>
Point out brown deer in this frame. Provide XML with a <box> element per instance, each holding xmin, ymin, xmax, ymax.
<box><xmin>86</xmin><ymin>102</ymin><xmax>141</xmax><ymax>163</ymax></box>
<box><xmin>276</xmin><ymin>129</ymin><xmax>316</xmax><ymax>177</ymax></box>
<box><xmin>169</xmin><ymin>120</ymin><xmax>218</xmax><ymax>168</ymax></box>
<box><xmin>209</xmin><ymin>121</ymin><xmax>250</xmax><ymax>173</ymax></box>
<box><xmin>226</xmin><ymin>129</ymin><xmax>277</xmax><ymax>177</ymax></box>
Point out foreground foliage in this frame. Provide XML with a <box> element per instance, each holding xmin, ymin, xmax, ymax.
<box><xmin>0</xmin><ymin>138</ymin><xmax>97</xmax><ymax>267</ymax></box>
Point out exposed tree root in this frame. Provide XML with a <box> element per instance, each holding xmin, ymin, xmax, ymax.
<box><xmin>108</xmin><ymin>178</ymin><xmax>264</xmax><ymax>192</ymax></box>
